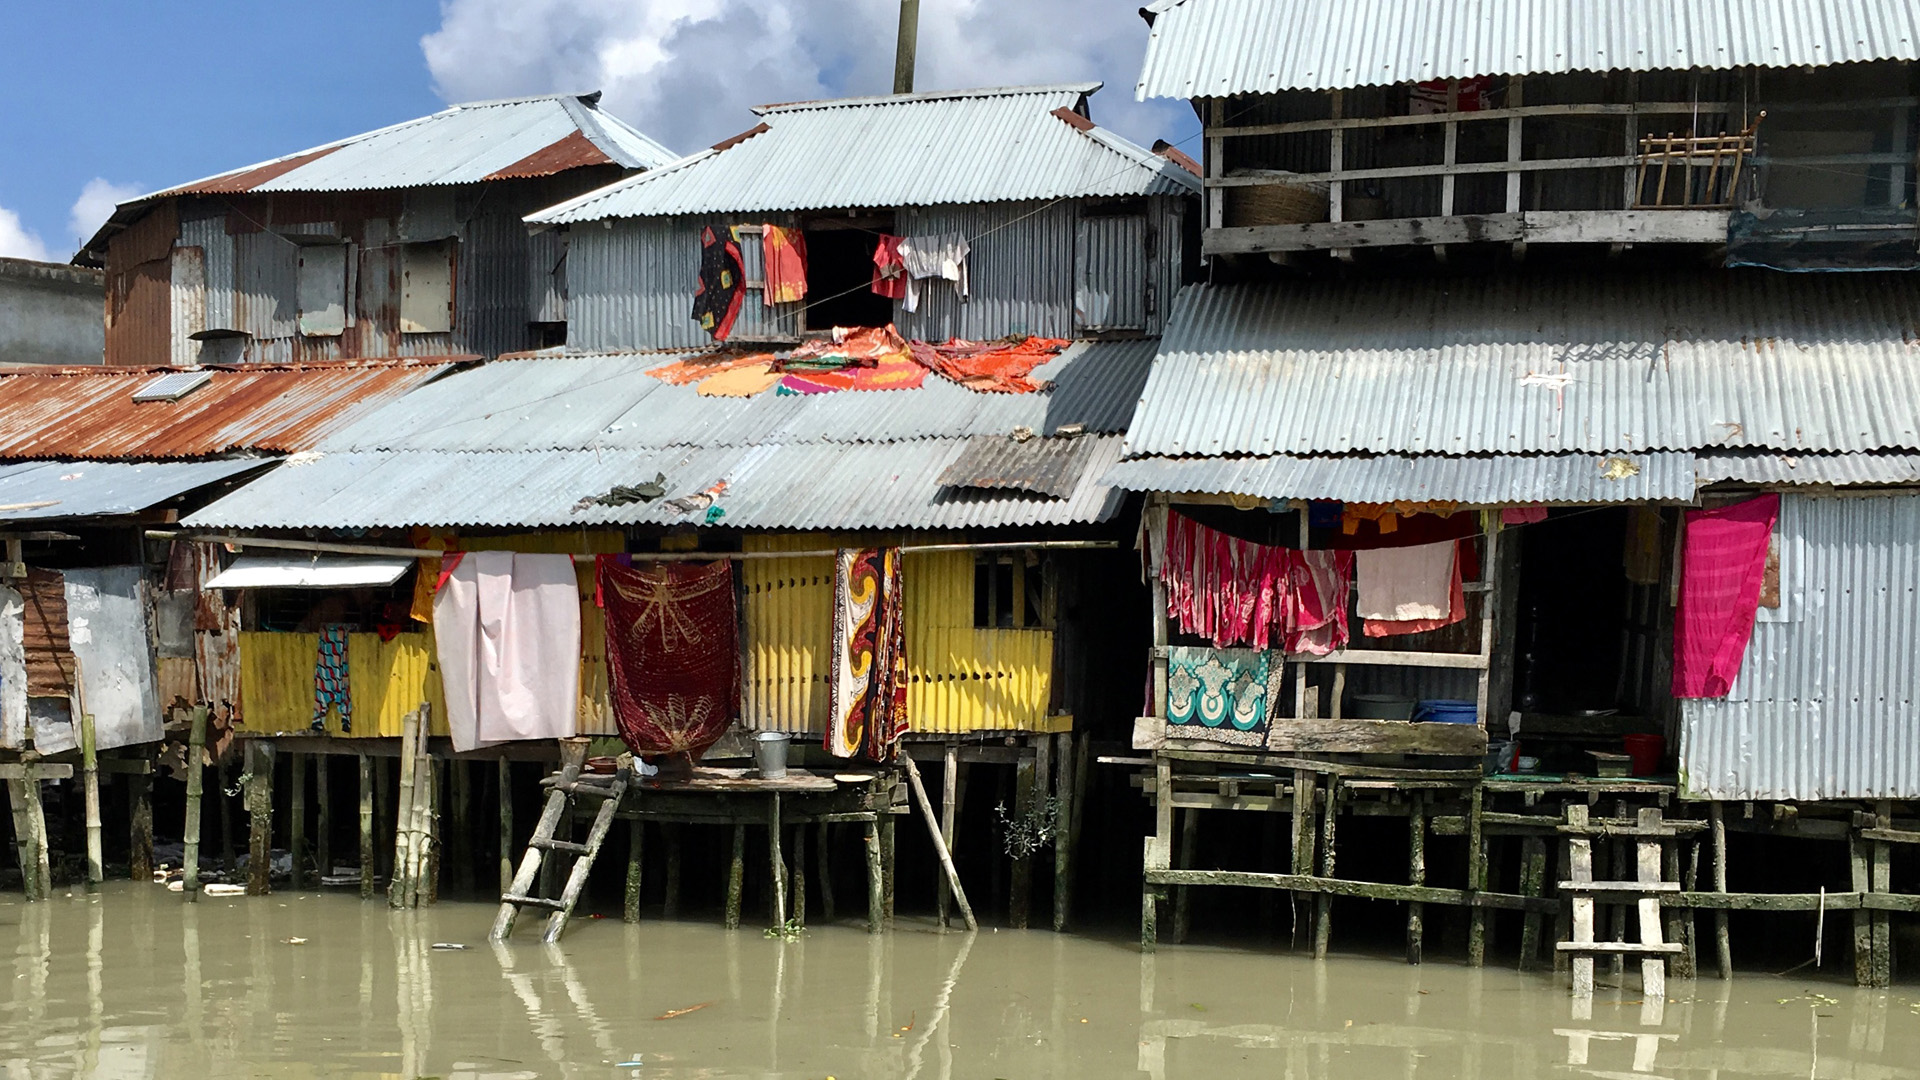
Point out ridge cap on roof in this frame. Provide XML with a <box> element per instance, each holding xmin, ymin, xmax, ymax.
<box><xmin>751</xmin><ymin>81</ymin><xmax>1101</xmax><ymax>115</ymax></box>
<box><xmin>445</xmin><ymin>90</ymin><xmax>604</xmax><ymax>110</ymax></box>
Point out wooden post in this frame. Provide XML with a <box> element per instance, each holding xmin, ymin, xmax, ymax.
<box><xmin>1172</xmin><ymin>808</ymin><xmax>1198</xmax><ymax>944</ymax></box>
<box><xmin>904</xmin><ymin>754</ymin><xmax>976</xmax><ymax>931</ymax></box>
<box><xmin>768</xmin><ymin>792</ymin><xmax>787</xmax><ymax>927</ymax></box>
<box><xmin>1518</xmin><ymin>834</ymin><xmax>1547</xmax><ymax>972</ymax></box>
<box><xmin>497</xmin><ymin>756</ymin><xmax>513</xmax><ymax>895</ymax></box>
<box><xmin>1710</xmin><ymin>802</ymin><xmax>1731</xmax><ymax>979</ymax></box>
<box><xmin>21</xmin><ymin>763</ymin><xmax>50</xmax><ymax>901</ymax></box>
<box><xmin>389</xmin><ymin>710</ymin><xmax>420</xmax><ymax>909</ymax></box>
<box><xmin>314</xmin><ymin>755</ymin><xmax>331</xmax><ymax>882</ymax></box>
<box><xmin>129</xmin><ymin>771</ymin><xmax>153</xmax><ymax>882</ymax></box>
<box><xmin>1568</xmin><ymin>804</ymin><xmax>1596</xmax><ymax>997</ymax></box>
<box><xmin>358</xmin><ymin>754</ymin><xmax>374</xmax><ymax>901</ymax></box>
<box><xmin>1635</xmin><ymin>808</ymin><xmax>1668</xmax><ymax>999</ymax></box>
<box><xmin>791</xmin><ymin>823</ymin><xmax>807</xmax><ymax>929</ymax></box>
<box><xmin>1870</xmin><ymin>801</ymin><xmax>1893</xmax><ymax>988</ymax></box>
<box><xmin>80</xmin><ymin>713</ymin><xmax>103</xmax><ymax>891</ymax></box>
<box><xmin>815</xmin><ymin>821</ymin><xmax>835</xmax><ymax>924</ymax></box>
<box><xmin>1314</xmin><ymin>777</ymin><xmax>1339</xmax><ymax>959</ymax></box>
<box><xmin>938</xmin><ymin>743</ymin><xmax>958</xmax><ymax>928</ymax></box>
<box><xmin>244</xmin><ymin>740</ymin><xmax>273</xmax><ymax>896</ymax></box>
<box><xmin>374</xmin><ymin>756</ymin><xmax>392</xmax><ymax>883</ymax></box>
<box><xmin>1011</xmin><ymin>748</ymin><xmax>1037</xmax><ymax>929</ymax></box>
<box><xmin>288</xmin><ymin>751</ymin><xmax>306</xmax><ymax>890</ymax></box>
<box><xmin>218</xmin><ymin>757</ymin><xmax>235</xmax><ymax>873</ymax></box>
<box><xmin>624</xmin><ymin>819</ymin><xmax>643</xmax><ymax>924</ymax></box>
<box><xmin>880</xmin><ymin>790</ymin><xmax>896</xmax><ymax>923</ymax></box>
<box><xmin>1291</xmin><ymin>769</ymin><xmax>1316</xmax><ymax>944</ymax></box>
<box><xmin>415</xmin><ymin>733</ymin><xmax>436</xmax><ymax>907</ymax></box>
<box><xmin>864</xmin><ymin>817</ymin><xmax>883</xmax><ymax>934</ymax></box>
<box><xmin>1144</xmin><ymin>755</ymin><xmax>1174</xmax><ymax>950</ymax></box>
<box><xmin>1052</xmin><ymin>730</ymin><xmax>1075</xmax><ymax>932</ymax></box>
<box><xmin>663</xmin><ymin>824</ymin><xmax>683</xmax><ymax>919</ymax></box>
<box><xmin>1466</xmin><ymin>783</ymin><xmax>1487</xmax><ymax>966</ymax></box>
<box><xmin>1663</xmin><ymin>831</ymin><xmax>1692</xmax><ymax>978</ymax></box>
<box><xmin>451</xmin><ymin>759</ymin><xmax>472</xmax><ymax>896</ymax></box>
<box><xmin>725</xmin><ymin>823</ymin><xmax>746</xmax><ymax>929</ymax></box>
<box><xmin>1406</xmin><ymin>791</ymin><xmax>1425</xmax><ymax>964</ymax></box>
<box><xmin>7</xmin><ymin>767</ymin><xmax>41</xmax><ymax>901</ymax></box>
<box><xmin>183</xmin><ymin>706</ymin><xmax>208</xmax><ymax>901</ymax></box>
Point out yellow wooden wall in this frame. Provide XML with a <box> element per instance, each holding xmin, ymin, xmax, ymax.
<box><xmin>741</xmin><ymin>535</ymin><xmax>1056</xmax><ymax>735</ymax></box>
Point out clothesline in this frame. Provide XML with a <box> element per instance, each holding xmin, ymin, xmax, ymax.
<box><xmin>150</xmin><ymin>531</ymin><xmax>1116</xmax><ymax>564</ymax></box>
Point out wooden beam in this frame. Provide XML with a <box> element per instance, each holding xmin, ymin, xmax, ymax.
<box><xmin>1134</xmin><ymin>715</ymin><xmax>1487</xmax><ymax>756</ymax></box>
<box><xmin>1144</xmin><ymin>868</ymin><xmax>1558</xmax><ymax>913</ymax></box>
<box><xmin>1211</xmin><ymin>100</ymin><xmax>1734</xmax><ymax>138</ymax></box>
<box><xmin>1204</xmin><ymin>210</ymin><xmax>1730</xmax><ymax>254</ymax></box>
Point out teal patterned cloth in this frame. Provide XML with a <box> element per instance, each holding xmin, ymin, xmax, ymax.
<box><xmin>1164</xmin><ymin>645</ymin><xmax>1274</xmax><ymax>747</ymax></box>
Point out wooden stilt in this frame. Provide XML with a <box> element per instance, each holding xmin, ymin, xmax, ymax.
<box><xmin>1870</xmin><ymin>801</ymin><xmax>1893</xmax><ymax>988</ymax></box>
<box><xmin>314</xmin><ymin>755</ymin><xmax>331</xmax><ymax>881</ymax></box>
<box><xmin>1142</xmin><ymin>755</ymin><xmax>1174</xmax><ymax>950</ymax></box>
<box><xmin>1172</xmin><ymin>808</ymin><xmax>1199</xmax><ymax>944</ymax></box>
<box><xmin>218</xmin><ymin>757</ymin><xmax>235</xmax><ymax>873</ymax></box>
<box><xmin>1568</xmin><ymin>805</ymin><xmax>1596</xmax><ymax>997</ymax></box>
<box><xmin>1052</xmin><ymin>730</ymin><xmax>1075</xmax><ymax>933</ymax></box>
<box><xmin>1607</xmin><ymin>833</ymin><xmax>1628</xmax><ymax>981</ymax></box>
<box><xmin>244</xmin><ymin>740</ymin><xmax>273</xmax><ymax>896</ymax></box>
<box><xmin>129</xmin><ymin>771</ymin><xmax>153</xmax><ymax>882</ymax></box>
<box><xmin>769</xmin><ymin>793</ymin><xmax>788</xmax><ymax>926</ymax></box>
<box><xmin>1663</xmin><ymin>831</ymin><xmax>1692</xmax><ymax>978</ymax></box>
<box><xmin>358</xmin><ymin>753</ymin><xmax>374</xmax><ymax>900</ymax></box>
<box><xmin>864</xmin><ymin>817</ymin><xmax>883</xmax><ymax>934</ymax></box>
<box><xmin>1710</xmin><ymin>802</ymin><xmax>1731</xmax><ymax>979</ymax></box>
<box><xmin>725</xmin><ymin>823</ymin><xmax>746</xmax><ymax>929</ymax></box>
<box><xmin>7</xmin><ymin>769</ymin><xmax>42</xmax><ymax>901</ymax></box>
<box><xmin>374</xmin><ymin>755</ymin><xmax>392</xmax><ymax>883</ymax></box>
<box><xmin>938</xmin><ymin>743</ymin><xmax>958</xmax><ymax>929</ymax></box>
<box><xmin>880</xmin><ymin>791</ymin><xmax>896</xmax><ymax>924</ymax></box>
<box><xmin>1314</xmin><ymin>777</ymin><xmax>1339</xmax><ymax>959</ymax></box>
<box><xmin>452</xmin><ymin>759</ymin><xmax>472</xmax><ymax>897</ymax></box>
<box><xmin>1553</xmin><ymin>801</ymin><xmax>1572</xmax><ymax>974</ymax></box>
<box><xmin>497</xmin><ymin>757</ymin><xmax>513</xmax><ymax>894</ymax></box>
<box><xmin>663</xmin><ymin>823</ymin><xmax>683</xmax><ymax>919</ymax></box>
<box><xmin>80</xmin><ymin>713</ymin><xmax>103</xmax><ymax>891</ymax></box>
<box><xmin>904</xmin><ymin>754</ymin><xmax>976</xmax><ymax>931</ymax></box>
<box><xmin>624</xmin><ymin>819</ymin><xmax>643</xmax><ymax>924</ymax></box>
<box><xmin>1518</xmin><ymin>834</ymin><xmax>1547</xmax><ymax>972</ymax></box>
<box><xmin>23</xmin><ymin>765</ymin><xmax>49</xmax><ymax>901</ymax></box>
<box><xmin>288</xmin><ymin>751</ymin><xmax>306</xmax><ymax>890</ymax></box>
<box><xmin>419</xmin><ymin>746</ymin><xmax>438</xmax><ymax>906</ymax></box>
<box><xmin>816</xmin><ymin>821</ymin><xmax>835</xmax><ymax>923</ymax></box>
<box><xmin>1680</xmin><ymin>835</ymin><xmax>1701</xmax><ymax>975</ymax></box>
<box><xmin>1406</xmin><ymin>791</ymin><xmax>1425</xmax><ymax>965</ymax></box>
<box><xmin>791</xmin><ymin>823</ymin><xmax>807</xmax><ymax>929</ymax></box>
<box><xmin>1291</xmin><ymin>769</ymin><xmax>1317</xmax><ymax>945</ymax></box>
<box><xmin>1466</xmin><ymin>783</ymin><xmax>1486</xmax><ymax>966</ymax></box>
<box><xmin>1011</xmin><ymin>748</ymin><xmax>1037</xmax><ymax>929</ymax></box>
<box><xmin>1634</xmin><ymin>808</ymin><xmax>1668</xmax><ymax>999</ymax></box>
<box><xmin>389</xmin><ymin>710</ymin><xmax>420</xmax><ymax>909</ymax></box>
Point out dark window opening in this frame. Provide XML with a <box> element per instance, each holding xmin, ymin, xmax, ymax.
<box><xmin>973</xmin><ymin>555</ymin><xmax>1046</xmax><ymax>629</ymax></box>
<box><xmin>802</xmin><ymin>217</ymin><xmax>895</xmax><ymax>330</ymax></box>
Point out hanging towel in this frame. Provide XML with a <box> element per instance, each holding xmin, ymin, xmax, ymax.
<box><xmin>1673</xmin><ymin>494</ymin><xmax>1778</xmax><ymax>698</ymax></box>
<box><xmin>1283</xmin><ymin>550</ymin><xmax>1354</xmax><ymax>656</ymax></box>
<box><xmin>690</xmin><ymin>226</ymin><xmax>745</xmax><ymax>341</ymax></box>
<box><xmin>435</xmin><ymin>551</ymin><xmax>581</xmax><ymax>752</ymax></box>
<box><xmin>598</xmin><ymin>558</ymin><xmax>737</xmax><ymax>758</ymax></box>
<box><xmin>826</xmin><ymin>548</ymin><xmax>909</xmax><ymax>761</ymax></box>
<box><xmin>871</xmin><ymin>234</ymin><xmax>908</xmax><ymax>299</ymax></box>
<box><xmin>1357</xmin><ymin>541</ymin><xmax>1457</xmax><ymax>622</ymax></box>
<box><xmin>1362</xmin><ymin>551</ymin><xmax>1465</xmax><ymax>638</ymax></box>
<box><xmin>897</xmin><ymin>233</ymin><xmax>970</xmax><ymax>312</ymax></box>
<box><xmin>761</xmin><ymin>225</ymin><xmax>808</xmax><ymax>305</ymax></box>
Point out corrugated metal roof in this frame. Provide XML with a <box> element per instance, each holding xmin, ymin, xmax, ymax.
<box><xmin>1128</xmin><ymin>272</ymin><xmax>1920</xmax><ymax>460</ymax></box>
<box><xmin>159</xmin><ymin>93</ymin><xmax>674</xmax><ymax>196</ymax></box>
<box><xmin>1696</xmin><ymin>451</ymin><xmax>1920</xmax><ymax>486</ymax></box>
<box><xmin>0</xmin><ymin>358</ymin><xmax>462</xmax><ymax>460</ymax></box>
<box><xmin>0</xmin><ymin>459</ymin><xmax>270</xmax><ymax>521</ymax></box>
<box><xmin>939</xmin><ymin>434</ymin><xmax>1104</xmax><ymax>498</ymax></box>
<box><xmin>317</xmin><ymin>340</ymin><xmax>1151</xmax><ymax>452</ymax></box>
<box><xmin>1136</xmin><ymin>0</ymin><xmax>1920</xmax><ymax>99</ymax></box>
<box><xmin>528</xmin><ymin>85</ymin><xmax>1199</xmax><ymax>224</ymax></box>
<box><xmin>1681</xmin><ymin>492</ymin><xmax>1920</xmax><ymax>799</ymax></box>
<box><xmin>182</xmin><ymin>438</ymin><xmax>1128</xmax><ymax>531</ymax></box>
<box><xmin>1102</xmin><ymin>452</ymin><xmax>1696</xmax><ymax>503</ymax></box>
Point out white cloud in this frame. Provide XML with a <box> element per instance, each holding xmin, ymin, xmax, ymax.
<box><xmin>0</xmin><ymin>205</ymin><xmax>52</xmax><ymax>262</ymax></box>
<box><xmin>420</xmin><ymin>0</ymin><xmax>1196</xmax><ymax>159</ymax></box>
<box><xmin>69</xmin><ymin>178</ymin><xmax>144</xmax><ymax>251</ymax></box>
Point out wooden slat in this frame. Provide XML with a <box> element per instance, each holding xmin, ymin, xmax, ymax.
<box><xmin>1211</xmin><ymin>101</ymin><xmax>1732</xmax><ymax>138</ymax></box>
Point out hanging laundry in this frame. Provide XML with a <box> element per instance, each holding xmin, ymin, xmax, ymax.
<box><xmin>434</xmin><ymin>551</ymin><xmax>582</xmax><ymax>752</ymax></box>
<box><xmin>311</xmin><ymin>623</ymin><xmax>352</xmax><ymax>732</ymax></box>
<box><xmin>907</xmin><ymin>336</ymin><xmax>1069</xmax><ymax>394</ymax></box>
<box><xmin>1501</xmin><ymin>505</ymin><xmax>1548</xmax><ymax>525</ymax></box>
<box><xmin>1283</xmin><ymin>549</ymin><xmax>1354</xmax><ymax>656</ymax></box>
<box><xmin>1357</xmin><ymin>540</ymin><xmax>1461</xmax><ymax>633</ymax></box>
<box><xmin>598</xmin><ymin>558</ymin><xmax>738</xmax><ymax>758</ymax></box>
<box><xmin>1159</xmin><ymin>511</ymin><xmax>1353</xmax><ymax>654</ymax></box>
<box><xmin>871</xmin><ymin>234</ymin><xmax>908</xmax><ymax>299</ymax></box>
<box><xmin>1164</xmin><ymin>646</ymin><xmax>1273</xmax><ymax>747</ymax></box>
<box><xmin>644</xmin><ymin>350</ymin><xmax>778</xmax><ymax>386</ymax></box>
<box><xmin>762</xmin><ymin>225</ymin><xmax>808</xmax><ymax>305</ymax></box>
<box><xmin>826</xmin><ymin>548</ymin><xmax>910</xmax><ymax>761</ymax></box>
<box><xmin>1343</xmin><ymin>501</ymin><xmax>1462</xmax><ymax>536</ymax></box>
<box><xmin>898</xmin><ymin>233</ymin><xmax>970</xmax><ymax>312</ymax></box>
<box><xmin>1673</xmin><ymin>494</ymin><xmax>1778</xmax><ymax>698</ymax></box>
<box><xmin>690</xmin><ymin>226</ymin><xmax>745</xmax><ymax>341</ymax></box>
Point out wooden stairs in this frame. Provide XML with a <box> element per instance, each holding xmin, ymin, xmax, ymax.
<box><xmin>1558</xmin><ymin>804</ymin><xmax>1682</xmax><ymax>997</ymax></box>
<box><xmin>490</xmin><ymin>741</ymin><xmax>633</xmax><ymax>944</ymax></box>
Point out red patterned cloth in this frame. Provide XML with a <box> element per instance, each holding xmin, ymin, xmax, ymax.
<box><xmin>826</xmin><ymin>548</ymin><xmax>910</xmax><ymax>761</ymax></box>
<box><xmin>1160</xmin><ymin>511</ymin><xmax>1353</xmax><ymax>655</ymax></box>
<box><xmin>907</xmin><ymin>336</ymin><xmax>1070</xmax><ymax>393</ymax></box>
<box><xmin>598</xmin><ymin>557</ymin><xmax>738</xmax><ymax>758</ymax></box>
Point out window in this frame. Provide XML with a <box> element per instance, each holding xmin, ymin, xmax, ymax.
<box><xmin>296</xmin><ymin>242</ymin><xmax>348</xmax><ymax>337</ymax></box>
<box><xmin>802</xmin><ymin>215</ymin><xmax>896</xmax><ymax>331</ymax></box>
<box><xmin>973</xmin><ymin>554</ymin><xmax>1048</xmax><ymax>629</ymax></box>
<box><xmin>400</xmin><ymin>240</ymin><xmax>455</xmax><ymax>333</ymax></box>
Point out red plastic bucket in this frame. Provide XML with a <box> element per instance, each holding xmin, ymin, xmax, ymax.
<box><xmin>1623</xmin><ymin>734</ymin><xmax>1665</xmax><ymax>777</ymax></box>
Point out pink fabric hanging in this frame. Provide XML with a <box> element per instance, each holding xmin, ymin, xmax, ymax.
<box><xmin>1160</xmin><ymin>512</ymin><xmax>1352</xmax><ymax>654</ymax></box>
<box><xmin>1673</xmin><ymin>494</ymin><xmax>1779</xmax><ymax>698</ymax></box>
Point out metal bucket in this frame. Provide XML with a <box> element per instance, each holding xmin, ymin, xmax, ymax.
<box><xmin>754</xmin><ymin>731</ymin><xmax>791</xmax><ymax>779</ymax></box>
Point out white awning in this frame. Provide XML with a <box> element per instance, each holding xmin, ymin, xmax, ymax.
<box><xmin>205</xmin><ymin>552</ymin><xmax>414</xmax><ymax>590</ymax></box>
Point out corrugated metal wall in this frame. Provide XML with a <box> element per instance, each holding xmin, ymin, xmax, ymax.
<box><xmin>1680</xmin><ymin>492</ymin><xmax>1920</xmax><ymax>800</ymax></box>
<box><xmin>741</xmin><ymin>534</ymin><xmax>1055</xmax><ymax>735</ymax></box>
<box><xmin>567</xmin><ymin>216</ymin><xmax>805</xmax><ymax>351</ymax></box>
<box><xmin>1075</xmin><ymin>213</ymin><xmax>1148</xmax><ymax>331</ymax></box>
<box><xmin>236</xmin><ymin>631</ymin><xmax>450</xmax><ymax>738</ymax></box>
<box><xmin>897</xmin><ymin>201</ymin><xmax>1078</xmax><ymax>341</ymax></box>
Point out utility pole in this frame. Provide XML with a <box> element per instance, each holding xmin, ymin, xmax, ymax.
<box><xmin>893</xmin><ymin>0</ymin><xmax>920</xmax><ymax>94</ymax></box>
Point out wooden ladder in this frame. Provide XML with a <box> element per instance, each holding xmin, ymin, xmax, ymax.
<box><xmin>1557</xmin><ymin>804</ymin><xmax>1683</xmax><ymax>998</ymax></box>
<box><xmin>489</xmin><ymin>742</ymin><xmax>634</xmax><ymax>944</ymax></box>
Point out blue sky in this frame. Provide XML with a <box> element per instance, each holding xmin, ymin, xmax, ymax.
<box><xmin>0</xmin><ymin>0</ymin><xmax>1197</xmax><ymax>263</ymax></box>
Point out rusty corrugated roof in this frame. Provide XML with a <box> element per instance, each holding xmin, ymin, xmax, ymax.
<box><xmin>0</xmin><ymin>358</ymin><xmax>466</xmax><ymax>461</ymax></box>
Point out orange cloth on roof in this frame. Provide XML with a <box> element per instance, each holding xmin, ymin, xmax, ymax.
<box><xmin>908</xmin><ymin>336</ymin><xmax>1071</xmax><ymax>394</ymax></box>
<box><xmin>644</xmin><ymin>351</ymin><xmax>779</xmax><ymax>386</ymax></box>
<box><xmin>762</xmin><ymin>225</ymin><xmax>808</xmax><ymax>305</ymax></box>
<box><xmin>696</xmin><ymin>363</ymin><xmax>783</xmax><ymax>397</ymax></box>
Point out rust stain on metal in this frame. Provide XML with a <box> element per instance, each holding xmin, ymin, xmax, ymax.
<box><xmin>1152</xmin><ymin>139</ymin><xmax>1202</xmax><ymax>178</ymax></box>
<box><xmin>485</xmin><ymin>130</ymin><xmax>614</xmax><ymax>180</ymax></box>
<box><xmin>711</xmin><ymin>123</ymin><xmax>770</xmax><ymax>152</ymax></box>
<box><xmin>0</xmin><ymin>357</ymin><xmax>469</xmax><ymax>461</ymax></box>
<box><xmin>19</xmin><ymin>568</ymin><xmax>74</xmax><ymax>697</ymax></box>
<box><xmin>165</xmin><ymin>145</ymin><xmax>344</xmax><ymax>196</ymax></box>
<box><xmin>1050</xmin><ymin>106</ymin><xmax>1096</xmax><ymax>133</ymax></box>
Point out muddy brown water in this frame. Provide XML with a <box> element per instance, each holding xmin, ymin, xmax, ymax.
<box><xmin>1</xmin><ymin>884</ymin><xmax>1916</xmax><ymax>1078</ymax></box>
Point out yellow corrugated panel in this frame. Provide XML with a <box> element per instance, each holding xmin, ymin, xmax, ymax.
<box><xmin>340</xmin><ymin>633</ymin><xmax>448</xmax><ymax>739</ymax></box>
<box><xmin>742</xmin><ymin>534</ymin><xmax>837</xmax><ymax>733</ymax></box>
<box><xmin>237</xmin><ymin>631</ymin><xmax>318</xmax><ymax>734</ymax></box>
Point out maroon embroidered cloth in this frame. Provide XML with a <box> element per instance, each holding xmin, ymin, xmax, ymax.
<box><xmin>598</xmin><ymin>557</ymin><xmax>738</xmax><ymax>757</ymax></box>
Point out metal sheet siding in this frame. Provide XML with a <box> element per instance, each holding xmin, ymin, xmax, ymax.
<box><xmin>530</xmin><ymin>85</ymin><xmax>1198</xmax><ymax>224</ymax></box>
<box><xmin>1681</xmin><ymin>492</ymin><xmax>1920</xmax><ymax>800</ymax></box>
<box><xmin>1130</xmin><ymin>273</ymin><xmax>1920</xmax><ymax>459</ymax></box>
<box><xmin>897</xmin><ymin>202</ymin><xmax>1078</xmax><ymax>341</ymax></box>
<box><xmin>455</xmin><ymin>205</ymin><xmax>536</xmax><ymax>360</ymax></box>
<box><xmin>567</xmin><ymin>218</ymin><xmax>711</xmax><ymax>351</ymax></box>
<box><xmin>1101</xmin><ymin>451</ymin><xmax>1697</xmax><ymax>503</ymax></box>
<box><xmin>1076</xmin><ymin>213</ymin><xmax>1149</xmax><ymax>332</ymax></box>
<box><xmin>0</xmin><ymin>459</ymin><xmax>269</xmax><ymax>521</ymax></box>
<box><xmin>1135</xmin><ymin>0</ymin><xmax>1920</xmax><ymax>99</ymax></box>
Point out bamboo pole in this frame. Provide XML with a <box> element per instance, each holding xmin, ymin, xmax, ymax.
<box><xmin>129</xmin><ymin>771</ymin><xmax>153</xmax><ymax>882</ymax></box>
<box><xmin>725</xmin><ymin>823</ymin><xmax>746</xmax><ymax>929</ymax></box>
<box><xmin>358</xmin><ymin>754</ymin><xmax>374</xmax><ymax>900</ymax></box>
<box><xmin>937</xmin><ymin>743</ymin><xmax>958</xmax><ymax>928</ymax></box>
<box><xmin>624</xmin><ymin>819</ymin><xmax>644</xmax><ymax>924</ymax></box>
<box><xmin>903</xmin><ymin>755</ymin><xmax>975</xmax><ymax>930</ymax></box>
<box><xmin>497</xmin><ymin>756</ymin><xmax>512</xmax><ymax>895</ymax></box>
<box><xmin>244</xmin><ymin>740</ymin><xmax>273</xmax><ymax>896</ymax></box>
<box><xmin>80</xmin><ymin>713</ymin><xmax>102</xmax><ymax>891</ymax></box>
<box><xmin>1711</xmin><ymin>802</ymin><xmax>1732</xmax><ymax>979</ymax></box>
<box><xmin>389</xmin><ymin>709</ymin><xmax>420</xmax><ymax>909</ymax></box>
<box><xmin>1406</xmin><ymin>791</ymin><xmax>1425</xmax><ymax>964</ymax></box>
<box><xmin>314</xmin><ymin>755</ymin><xmax>331</xmax><ymax>881</ymax></box>
<box><xmin>792</xmin><ymin>823</ymin><xmax>807</xmax><ymax>929</ymax></box>
<box><xmin>864</xmin><ymin>817</ymin><xmax>883</xmax><ymax>934</ymax></box>
<box><xmin>183</xmin><ymin>706</ymin><xmax>208</xmax><ymax>902</ymax></box>
<box><xmin>288</xmin><ymin>751</ymin><xmax>306</xmax><ymax>890</ymax></box>
<box><xmin>769</xmin><ymin>793</ymin><xmax>787</xmax><ymax>927</ymax></box>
